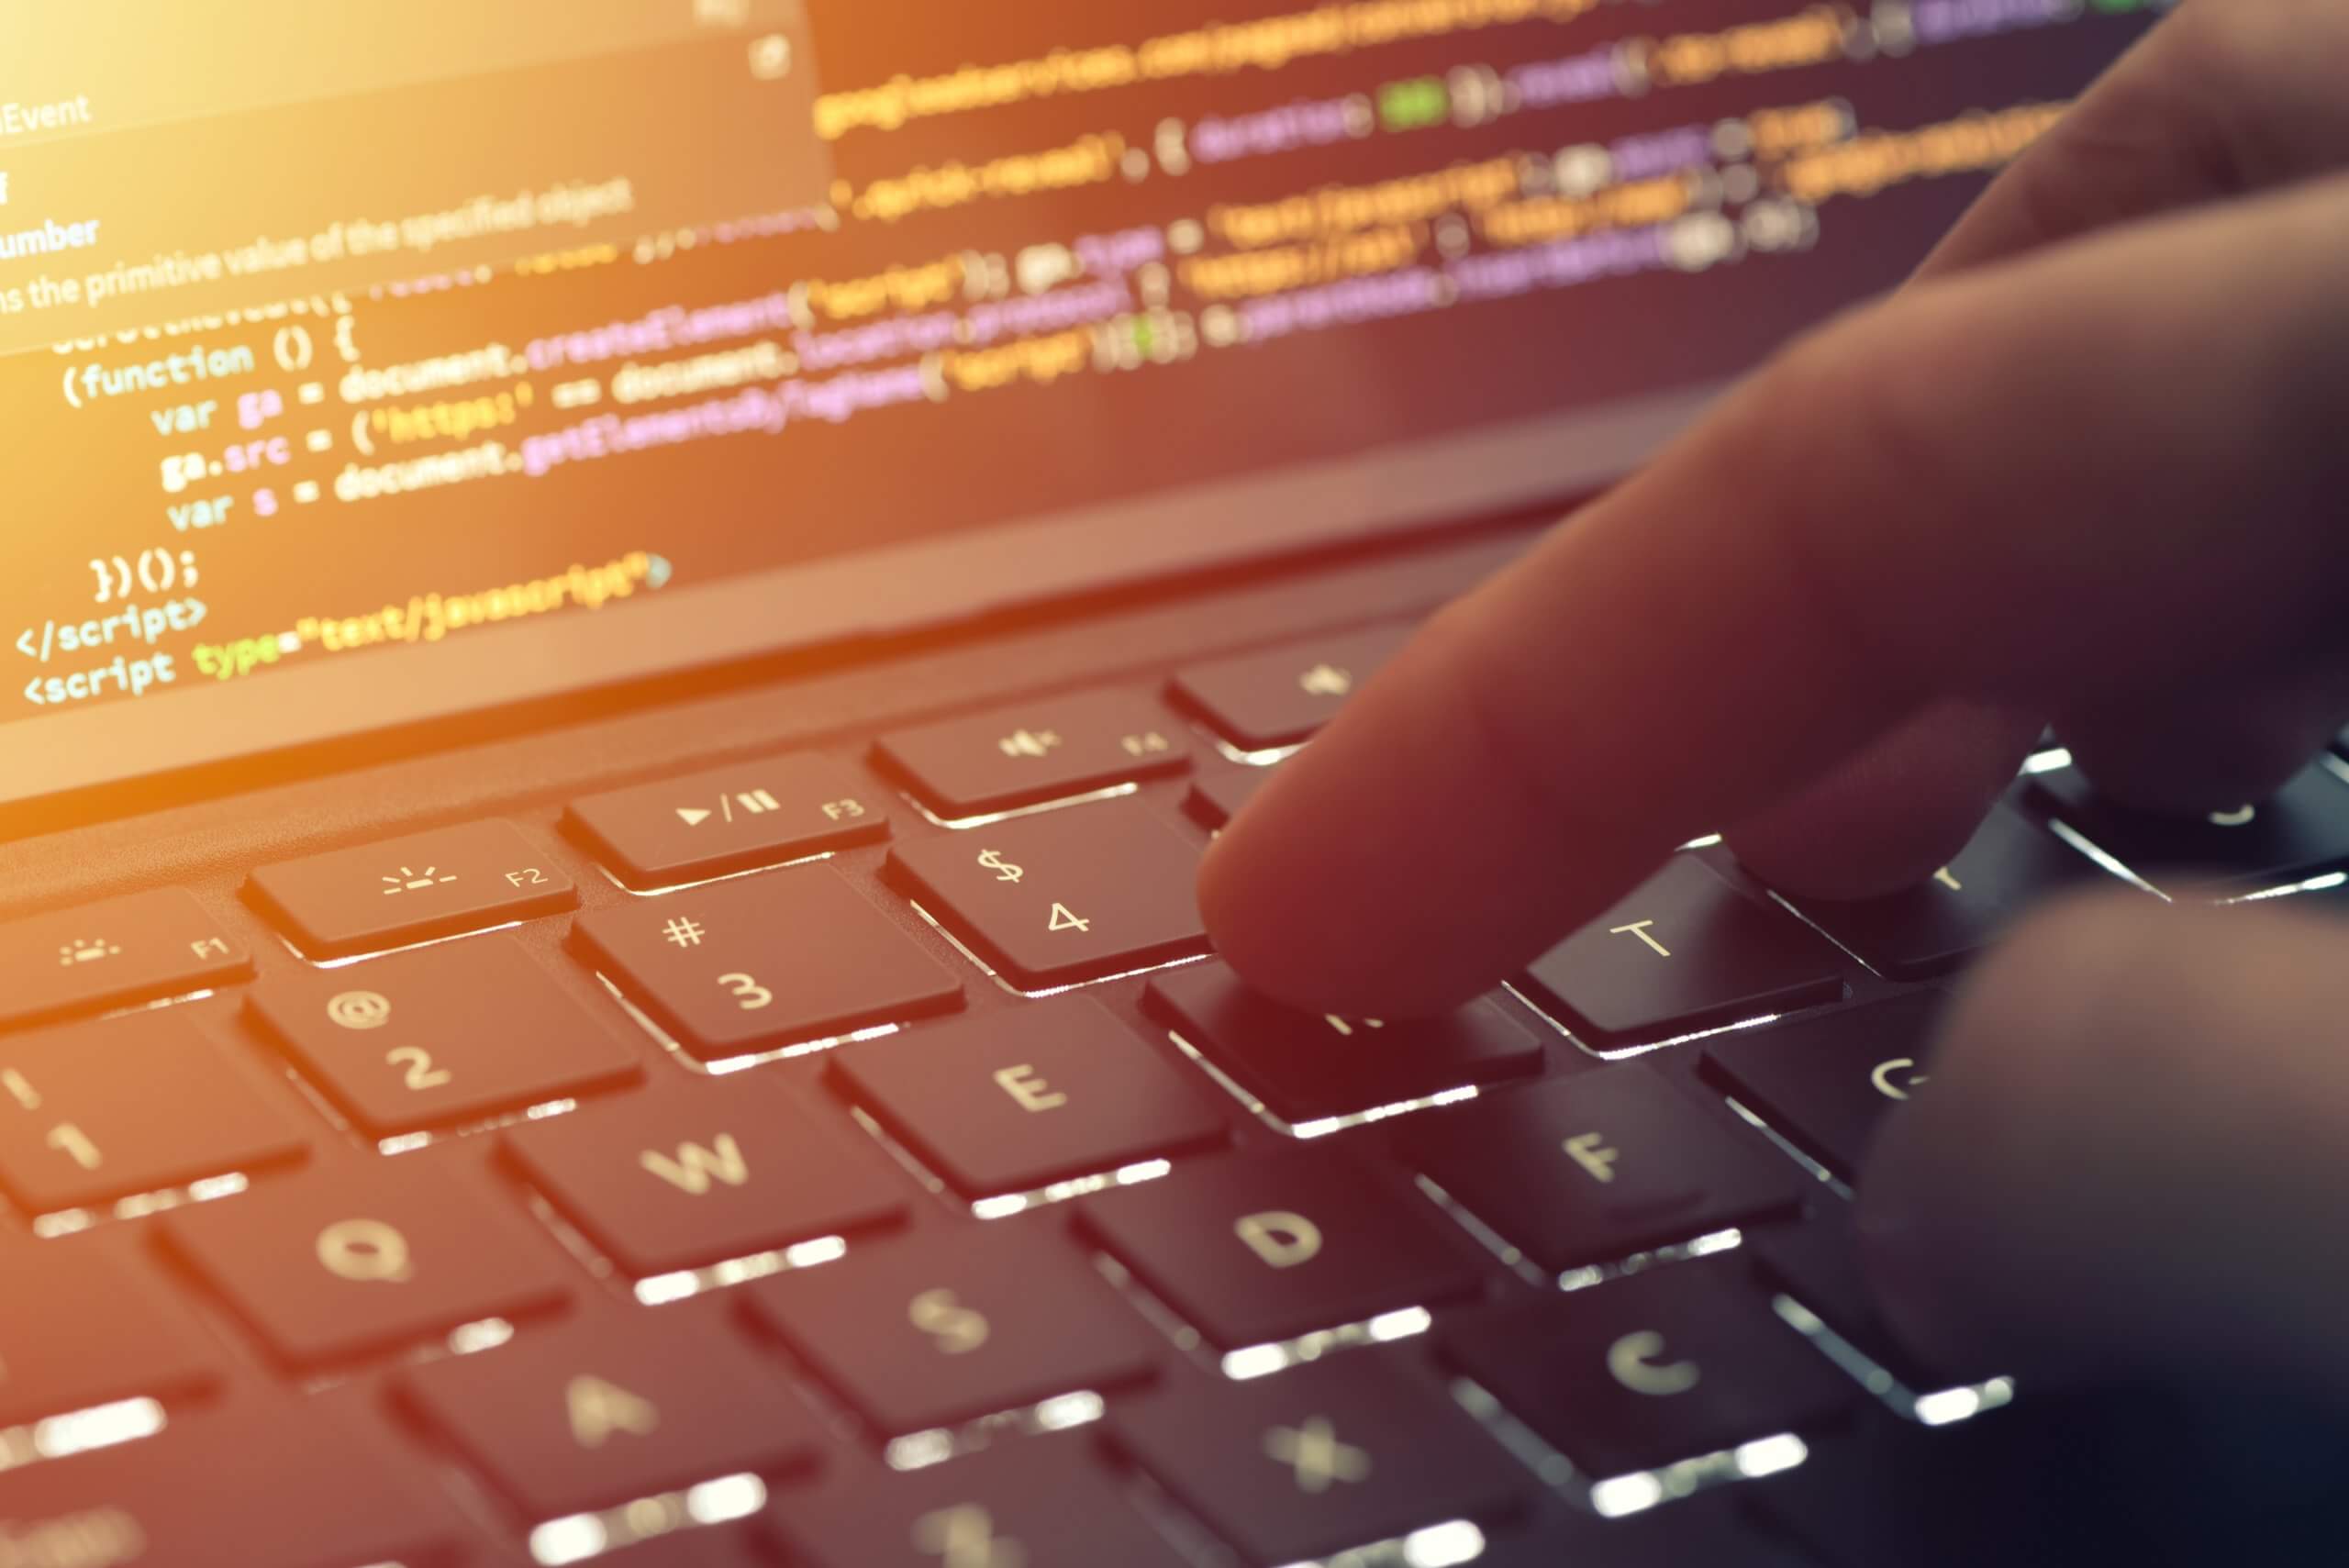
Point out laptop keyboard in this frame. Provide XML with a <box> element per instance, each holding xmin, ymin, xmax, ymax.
<box><xmin>5</xmin><ymin>619</ymin><xmax>2349</xmax><ymax>1568</ymax></box>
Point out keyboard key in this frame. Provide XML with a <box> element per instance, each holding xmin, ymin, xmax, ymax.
<box><xmin>1105</xmin><ymin>1355</ymin><xmax>1529</xmax><ymax>1565</ymax></box>
<box><xmin>1169</xmin><ymin>623</ymin><xmax>1412</xmax><ymax>751</ymax></box>
<box><xmin>161</xmin><ymin>1161</ymin><xmax>571</xmax><ymax>1368</ymax></box>
<box><xmin>885</xmin><ymin>802</ymin><xmax>1209</xmax><ymax>989</ymax></box>
<box><xmin>397</xmin><ymin>1306</ymin><xmax>825</xmax><ymax>1520</ymax></box>
<box><xmin>1145</xmin><ymin>962</ymin><xmax>1543</xmax><ymax>1125</ymax></box>
<box><xmin>2028</xmin><ymin>762</ymin><xmax>2349</xmax><ymax>887</ymax></box>
<box><xmin>505</xmin><ymin>1074</ymin><xmax>911</xmax><ymax>1279</ymax></box>
<box><xmin>247</xmin><ymin>937</ymin><xmax>642</xmax><ymax>1138</ymax></box>
<box><xmin>1075</xmin><ymin>1150</ymin><xmax>1483</xmax><ymax>1349</ymax></box>
<box><xmin>572</xmin><ymin>866</ymin><xmax>963</xmax><ymax>1061</ymax></box>
<box><xmin>245</xmin><ymin>818</ymin><xmax>578</xmax><ymax>959</ymax></box>
<box><xmin>829</xmin><ymin>996</ymin><xmax>1228</xmax><ymax>1198</ymax></box>
<box><xmin>1186</xmin><ymin>767</ymin><xmax>1275</xmax><ymax>829</ymax></box>
<box><xmin>1745</xmin><ymin>1218</ymin><xmax>1996</xmax><ymax>1391</ymax></box>
<box><xmin>742</xmin><ymin>1218</ymin><xmax>1160</xmax><ymax>1434</ymax></box>
<box><xmin>0</xmin><ymin>1397</ymin><xmax>469</xmax><ymax>1568</ymax></box>
<box><xmin>1701</xmin><ymin>993</ymin><xmax>1944</xmax><ymax>1182</ymax></box>
<box><xmin>1519</xmin><ymin>857</ymin><xmax>1846</xmax><ymax>1045</ymax></box>
<box><xmin>1394</xmin><ymin>1069</ymin><xmax>1807</xmax><ymax>1273</ymax></box>
<box><xmin>0</xmin><ymin>888</ymin><xmax>252</xmax><ymax>1033</ymax></box>
<box><xmin>1776</xmin><ymin>803</ymin><xmax>2100</xmax><ymax>978</ymax></box>
<box><xmin>874</xmin><ymin>690</ymin><xmax>1190</xmax><ymax>817</ymax></box>
<box><xmin>0</xmin><ymin>1240</ymin><xmax>220</xmax><ymax>1427</ymax></box>
<box><xmin>0</xmin><ymin>1010</ymin><xmax>307</xmax><ymax>1214</ymax></box>
<box><xmin>565</xmin><ymin>752</ymin><xmax>890</xmax><ymax>891</ymax></box>
<box><xmin>1478</xmin><ymin>1495</ymin><xmax>1821</xmax><ymax>1567</ymax></box>
<box><xmin>1434</xmin><ymin>1260</ymin><xmax>1854</xmax><ymax>1476</ymax></box>
<box><xmin>769</xmin><ymin>1435</ymin><xmax>1190</xmax><ymax>1568</ymax></box>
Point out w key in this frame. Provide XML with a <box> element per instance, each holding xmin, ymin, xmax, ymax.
<box><xmin>247</xmin><ymin>936</ymin><xmax>642</xmax><ymax>1138</ymax></box>
<box><xmin>885</xmin><ymin>801</ymin><xmax>1209</xmax><ymax>989</ymax></box>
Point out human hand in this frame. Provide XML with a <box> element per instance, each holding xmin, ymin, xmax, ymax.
<box><xmin>1199</xmin><ymin>0</ymin><xmax>2349</xmax><ymax>1398</ymax></box>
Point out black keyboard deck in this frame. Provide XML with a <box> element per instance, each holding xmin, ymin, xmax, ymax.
<box><xmin>5</xmin><ymin>620</ymin><xmax>2347</xmax><ymax>1568</ymax></box>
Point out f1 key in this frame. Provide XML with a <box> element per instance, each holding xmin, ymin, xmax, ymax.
<box><xmin>0</xmin><ymin>887</ymin><xmax>251</xmax><ymax>1033</ymax></box>
<box><xmin>566</xmin><ymin>752</ymin><xmax>889</xmax><ymax>890</ymax></box>
<box><xmin>246</xmin><ymin>818</ymin><xmax>576</xmax><ymax>959</ymax></box>
<box><xmin>885</xmin><ymin>802</ymin><xmax>1209</xmax><ymax>989</ymax></box>
<box><xmin>874</xmin><ymin>689</ymin><xmax>1190</xmax><ymax>818</ymax></box>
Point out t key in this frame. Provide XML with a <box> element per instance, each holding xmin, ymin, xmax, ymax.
<box><xmin>573</xmin><ymin>865</ymin><xmax>963</xmax><ymax>1060</ymax></box>
<box><xmin>1519</xmin><ymin>855</ymin><xmax>1845</xmax><ymax>1046</ymax></box>
<box><xmin>0</xmin><ymin>888</ymin><xmax>251</xmax><ymax>1033</ymax></box>
<box><xmin>246</xmin><ymin>818</ymin><xmax>577</xmax><ymax>959</ymax></box>
<box><xmin>874</xmin><ymin>689</ymin><xmax>1190</xmax><ymax>818</ymax></box>
<box><xmin>885</xmin><ymin>801</ymin><xmax>1209</xmax><ymax>989</ymax></box>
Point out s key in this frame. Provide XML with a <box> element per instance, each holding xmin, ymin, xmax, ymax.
<box><xmin>885</xmin><ymin>801</ymin><xmax>1210</xmax><ymax>990</ymax></box>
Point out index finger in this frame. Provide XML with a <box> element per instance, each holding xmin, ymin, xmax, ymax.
<box><xmin>1198</xmin><ymin>172</ymin><xmax>2349</xmax><ymax>1017</ymax></box>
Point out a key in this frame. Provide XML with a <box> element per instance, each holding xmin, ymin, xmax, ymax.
<box><xmin>1776</xmin><ymin>803</ymin><xmax>2101</xmax><ymax>978</ymax></box>
<box><xmin>1144</xmin><ymin>962</ymin><xmax>1543</xmax><ymax>1125</ymax></box>
<box><xmin>572</xmin><ymin>865</ymin><xmax>963</xmax><ymax>1061</ymax></box>
<box><xmin>565</xmin><ymin>752</ymin><xmax>890</xmax><ymax>891</ymax></box>
<box><xmin>766</xmin><ymin>1435</ymin><xmax>1191</xmax><ymax>1568</ymax></box>
<box><xmin>1393</xmin><ymin>1068</ymin><xmax>1806</xmax><ymax>1273</ymax></box>
<box><xmin>885</xmin><ymin>801</ymin><xmax>1209</xmax><ymax>989</ymax></box>
<box><xmin>1104</xmin><ymin>1354</ymin><xmax>1530</xmax><ymax>1566</ymax></box>
<box><xmin>1168</xmin><ymin>623</ymin><xmax>1412</xmax><ymax>751</ymax></box>
<box><xmin>1701</xmin><ymin>992</ymin><xmax>1944</xmax><ymax>1182</ymax></box>
<box><xmin>246</xmin><ymin>936</ymin><xmax>642</xmax><ymax>1138</ymax></box>
<box><xmin>0</xmin><ymin>1239</ymin><xmax>220</xmax><ymax>1428</ymax></box>
<box><xmin>1434</xmin><ymin>1259</ymin><xmax>1854</xmax><ymax>1477</ymax></box>
<box><xmin>1186</xmin><ymin>767</ymin><xmax>1275</xmax><ymax>830</ymax></box>
<box><xmin>245</xmin><ymin>818</ymin><xmax>578</xmax><ymax>959</ymax></box>
<box><xmin>505</xmin><ymin>1074</ymin><xmax>911</xmax><ymax>1279</ymax></box>
<box><xmin>0</xmin><ymin>1010</ymin><xmax>308</xmax><ymax>1214</ymax></box>
<box><xmin>395</xmin><ymin>1305</ymin><xmax>826</xmax><ymax>1521</ymax></box>
<box><xmin>874</xmin><ymin>690</ymin><xmax>1190</xmax><ymax>818</ymax></box>
<box><xmin>0</xmin><ymin>1397</ymin><xmax>470</xmax><ymax>1568</ymax></box>
<box><xmin>829</xmin><ymin>995</ymin><xmax>1228</xmax><ymax>1199</ymax></box>
<box><xmin>1075</xmin><ymin>1150</ymin><xmax>1484</xmax><ymax>1350</ymax></box>
<box><xmin>160</xmin><ymin>1160</ymin><xmax>572</xmax><ymax>1368</ymax></box>
<box><xmin>2029</xmin><ymin>762</ymin><xmax>2349</xmax><ymax>888</ymax></box>
<box><xmin>740</xmin><ymin>1218</ymin><xmax>1161</xmax><ymax>1435</ymax></box>
<box><xmin>1518</xmin><ymin>856</ymin><xmax>1847</xmax><ymax>1045</ymax></box>
<box><xmin>1744</xmin><ymin>1218</ymin><xmax>1996</xmax><ymax>1392</ymax></box>
<box><xmin>0</xmin><ymin>888</ymin><xmax>252</xmax><ymax>1033</ymax></box>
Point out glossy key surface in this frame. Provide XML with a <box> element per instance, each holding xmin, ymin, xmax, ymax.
<box><xmin>1186</xmin><ymin>767</ymin><xmax>1276</xmax><ymax>830</ymax></box>
<box><xmin>1146</xmin><ymin>962</ymin><xmax>1542</xmax><ymax>1125</ymax></box>
<box><xmin>162</xmin><ymin>1161</ymin><xmax>572</xmax><ymax>1368</ymax></box>
<box><xmin>247</xmin><ymin>936</ymin><xmax>642</xmax><ymax>1137</ymax></box>
<box><xmin>1520</xmin><ymin>856</ymin><xmax>1844</xmax><ymax>1046</ymax></box>
<box><xmin>0</xmin><ymin>888</ymin><xmax>252</xmax><ymax>1033</ymax></box>
<box><xmin>397</xmin><ymin>1305</ymin><xmax>825</xmax><ymax>1520</ymax></box>
<box><xmin>1076</xmin><ymin>1150</ymin><xmax>1483</xmax><ymax>1349</ymax></box>
<box><xmin>0</xmin><ymin>1009</ymin><xmax>308</xmax><ymax>1214</ymax></box>
<box><xmin>1168</xmin><ymin>623</ymin><xmax>1412</xmax><ymax>751</ymax></box>
<box><xmin>1394</xmin><ymin>1068</ymin><xmax>1806</xmax><ymax>1273</ymax></box>
<box><xmin>829</xmin><ymin>995</ymin><xmax>1227</xmax><ymax>1198</ymax></box>
<box><xmin>874</xmin><ymin>689</ymin><xmax>1190</xmax><ymax>817</ymax></box>
<box><xmin>566</xmin><ymin>751</ymin><xmax>889</xmax><ymax>890</ymax></box>
<box><xmin>2028</xmin><ymin>762</ymin><xmax>2349</xmax><ymax>888</ymax></box>
<box><xmin>1436</xmin><ymin>1260</ymin><xmax>1854</xmax><ymax>1476</ymax></box>
<box><xmin>245</xmin><ymin>818</ymin><xmax>578</xmax><ymax>959</ymax></box>
<box><xmin>1106</xmin><ymin>1354</ymin><xmax>1529</xmax><ymax>1566</ymax></box>
<box><xmin>506</xmin><ymin>1074</ymin><xmax>911</xmax><ymax>1278</ymax></box>
<box><xmin>885</xmin><ymin>801</ymin><xmax>1209</xmax><ymax>989</ymax></box>
<box><xmin>0</xmin><ymin>1239</ymin><xmax>220</xmax><ymax>1427</ymax></box>
<box><xmin>1702</xmin><ymin>992</ymin><xmax>1943</xmax><ymax>1182</ymax></box>
<box><xmin>573</xmin><ymin>865</ymin><xmax>963</xmax><ymax>1060</ymax></box>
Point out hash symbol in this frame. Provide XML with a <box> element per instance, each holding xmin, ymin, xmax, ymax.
<box><xmin>663</xmin><ymin>917</ymin><xmax>707</xmax><ymax>949</ymax></box>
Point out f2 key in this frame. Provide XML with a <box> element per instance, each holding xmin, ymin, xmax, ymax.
<box><xmin>246</xmin><ymin>818</ymin><xmax>576</xmax><ymax>959</ymax></box>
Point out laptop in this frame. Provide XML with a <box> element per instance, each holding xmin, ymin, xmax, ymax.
<box><xmin>0</xmin><ymin>3</ymin><xmax>2252</xmax><ymax>1564</ymax></box>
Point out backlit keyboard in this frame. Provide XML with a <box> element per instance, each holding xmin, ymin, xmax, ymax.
<box><xmin>4</xmin><ymin>636</ymin><xmax>2346</xmax><ymax>1568</ymax></box>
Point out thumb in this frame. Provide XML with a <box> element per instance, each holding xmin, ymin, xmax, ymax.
<box><xmin>1859</xmin><ymin>891</ymin><xmax>2349</xmax><ymax>1405</ymax></box>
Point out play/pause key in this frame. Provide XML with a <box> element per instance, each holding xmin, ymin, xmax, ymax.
<box><xmin>566</xmin><ymin>753</ymin><xmax>889</xmax><ymax>890</ymax></box>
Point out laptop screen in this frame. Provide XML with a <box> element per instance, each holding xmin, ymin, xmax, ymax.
<box><xmin>0</xmin><ymin>0</ymin><xmax>2158</xmax><ymax>804</ymax></box>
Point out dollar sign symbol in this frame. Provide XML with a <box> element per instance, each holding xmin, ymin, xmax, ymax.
<box><xmin>976</xmin><ymin>850</ymin><xmax>1024</xmax><ymax>883</ymax></box>
<box><xmin>908</xmin><ymin>1288</ymin><xmax>990</xmax><ymax>1355</ymax></box>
